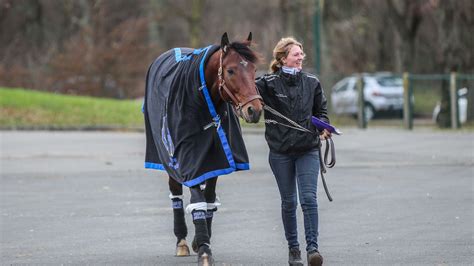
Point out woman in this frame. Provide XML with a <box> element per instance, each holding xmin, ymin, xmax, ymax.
<box><xmin>256</xmin><ymin>37</ymin><xmax>330</xmax><ymax>266</ymax></box>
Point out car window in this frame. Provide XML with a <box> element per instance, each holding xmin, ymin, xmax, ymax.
<box><xmin>349</xmin><ymin>78</ymin><xmax>357</xmax><ymax>90</ymax></box>
<box><xmin>375</xmin><ymin>76</ymin><xmax>402</xmax><ymax>87</ymax></box>
<box><xmin>334</xmin><ymin>80</ymin><xmax>349</xmax><ymax>93</ymax></box>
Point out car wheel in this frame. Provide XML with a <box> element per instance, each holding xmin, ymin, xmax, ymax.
<box><xmin>364</xmin><ymin>104</ymin><xmax>375</xmax><ymax>121</ymax></box>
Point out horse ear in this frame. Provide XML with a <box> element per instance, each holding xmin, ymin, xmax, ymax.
<box><xmin>242</xmin><ymin>32</ymin><xmax>252</xmax><ymax>47</ymax></box>
<box><xmin>221</xmin><ymin>32</ymin><xmax>230</xmax><ymax>53</ymax></box>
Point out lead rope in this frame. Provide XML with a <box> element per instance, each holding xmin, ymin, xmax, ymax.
<box><xmin>263</xmin><ymin>105</ymin><xmax>313</xmax><ymax>134</ymax></box>
<box><xmin>263</xmin><ymin>105</ymin><xmax>335</xmax><ymax>201</ymax></box>
<box><xmin>318</xmin><ymin>139</ymin><xmax>335</xmax><ymax>201</ymax></box>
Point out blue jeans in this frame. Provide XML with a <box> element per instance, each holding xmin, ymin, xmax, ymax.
<box><xmin>269</xmin><ymin>149</ymin><xmax>320</xmax><ymax>252</ymax></box>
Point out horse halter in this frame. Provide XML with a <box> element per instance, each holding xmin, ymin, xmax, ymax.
<box><xmin>217</xmin><ymin>50</ymin><xmax>263</xmax><ymax>114</ymax></box>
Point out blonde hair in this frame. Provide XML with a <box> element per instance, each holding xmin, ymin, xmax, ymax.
<box><xmin>269</xmin><ymin>37</ymin><xmax>304</xmax><ymax>73</ymax></box>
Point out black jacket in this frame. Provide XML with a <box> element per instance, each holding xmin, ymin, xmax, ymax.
<box><xmin>256</xmin><ymin>69</ymin><xmax>329</xmax><ymax>155</ymax></box>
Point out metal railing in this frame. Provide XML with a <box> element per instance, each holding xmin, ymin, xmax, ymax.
<box><xmin>401</xmin><ymin>72</ymin><xmax>474</xmax><ymax>130</ymax></box>
<box><xmin>354</xmin><ymin>72</ymin><xmax>473</xmax><ymax>130</ymax></box>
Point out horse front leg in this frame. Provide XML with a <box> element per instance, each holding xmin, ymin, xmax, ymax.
<box><xmin>188</xmin><ymin>185</ymin><xmax>213</xmax><ymax>265</ymax></box>
<box><xmin>191</xmin><ymin>177</ymin><xmax>219</xmax><ymax>253</ymax></box>
<box><xmin>204</xmin><ymin>177</ymin><xmax>219</xmax><ymax>240</ymax></box>
<box><xmin>168</xmin><ymin>177</ymin><xmax>190</xmax><ymax>256</ymax></box>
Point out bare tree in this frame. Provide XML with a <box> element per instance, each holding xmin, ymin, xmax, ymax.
<box><xmin>0</xmin><ymin>0</ymin><xmax>472</xmax><ymax>103</ymax></box>
<box><xmin>434</xmin><ymin>0</ymin><xmax>474</xmax><ymax>126</ymax></box>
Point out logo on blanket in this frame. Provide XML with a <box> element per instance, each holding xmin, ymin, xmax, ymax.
<box><xmin>168</xmin><ymin>157</ymin><xmax>180</xmax><ymax>170</ymax></box>
<box><xmin>160</xmin><ymin>114</ymin><xmax>180</xmax><ymax>170</ymax></box>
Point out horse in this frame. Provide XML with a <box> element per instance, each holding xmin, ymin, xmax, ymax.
<box><xmin>143</xmin><ymin>32</ymin><xmax>263</xmax><ymax>265</ymax></box>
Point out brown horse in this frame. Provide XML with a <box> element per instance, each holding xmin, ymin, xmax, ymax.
<box><xmin>144</xmin><ymin>33</ymin><xmax>262</xmax><ymax>265</ymax></box>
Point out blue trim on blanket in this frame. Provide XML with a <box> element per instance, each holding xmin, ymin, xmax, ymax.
<box><xmin>175</xmin><ymin>48</ymin><xmax>205</xmax><ymax>62</ymax></box>
<box><xmin>144</xmin><ymin>162</ymin><xmax>165</xmax><ymax>170</ymax></box>
<box><xmin>198</xmin><ymin>46</ymin><xmax>237</xmax><ymax>170</ymax></box>
<box><xmin>236</xmin><ymin>163</ymin><xmax>250</xmax><ymax>170</ymax></box>
<box><xmin>183</xmin><ymin>167</ymin><xmax>236</xmax><ymax>187</ymax></box>
<box><xmin>174</xmin><ymin>48</ymin><xmax>183</xmax><ymax>62</ymax></box>
<box><xmin>145</xmin><ymin>162</ymin><xmax>249</xmax><ymax>187</ymax></box>
<box><xmin>198</xmin><ymin>46</ymin><xmax>218</xmax><ymax>117</ymax></box>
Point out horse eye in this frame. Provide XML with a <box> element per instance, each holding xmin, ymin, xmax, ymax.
<box><xmin>227</xmin><ymin>69</ymin><xmax>234</xmax><ymax>75</ymax></box>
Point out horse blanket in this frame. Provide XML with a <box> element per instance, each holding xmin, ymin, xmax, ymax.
<box><xmin>144</xmin><ymin>45</ymin><xmax>250</xmax><ymax>187</ymax></box>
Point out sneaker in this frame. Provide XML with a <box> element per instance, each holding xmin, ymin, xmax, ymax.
<box><xmin>307</xmin><ymin>250</ymin><xmax>323</xmax><ymax>266</ymax></box>
<box><xmin>288</xmin><ymin>247</ymin><xmax>304</xmax><ymax>266</ymax></box>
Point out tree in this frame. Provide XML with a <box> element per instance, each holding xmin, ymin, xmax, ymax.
<box><xmin>434</xmin><ymin>0</ymin><xmax>474</xmax><ymax>127</ymax></box>
<box><xmin>0</xmin><ymin>0</ymin><xmax>472</xmax><ymax>103</ymax></box>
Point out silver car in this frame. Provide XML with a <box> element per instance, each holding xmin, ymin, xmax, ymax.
<box><xmin>330</xmin><ymin>74</ymin><xmax>404</xmax><ymax>120</ymax></box>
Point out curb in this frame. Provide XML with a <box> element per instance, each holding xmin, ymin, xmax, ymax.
<box><xmin>0</xmin><ymin>125</ymin><xmax>266</xmax><ymax>134</ymax></box>
<box><xmin>0</xmin><ymin>125</ymin><xmax>145</xmax><ymax>132</ymax></box>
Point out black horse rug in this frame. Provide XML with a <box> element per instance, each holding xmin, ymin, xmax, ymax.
<box><xmin>144</xmin><ymin>45</ymin><xmax>250</xmax><ymax>187</ymax></box>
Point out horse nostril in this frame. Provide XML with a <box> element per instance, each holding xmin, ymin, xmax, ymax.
<box><xmin>247</xmin><ymin>106</ymin><xmax>254</xmax><ymax>117</ymax></box>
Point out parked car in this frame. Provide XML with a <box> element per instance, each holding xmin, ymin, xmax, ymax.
<box><xmin>432</xmin><ymin>87</ymin><xmax>468</xmax><ymax>125</ymax></box>
<box><xmin>330</xmin><ymin>73</ymin><xmax>404</xmax><ymax>121</ymax></box>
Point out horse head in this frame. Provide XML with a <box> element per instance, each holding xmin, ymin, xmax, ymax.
<box><xmin>217</xmin><ymin>32</ymin><xmax>263</xmax><ymax>123</ymax></box>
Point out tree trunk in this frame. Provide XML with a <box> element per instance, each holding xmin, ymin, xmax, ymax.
<box><xmin>189</xmin><ymin>0</ymin><xmax>205</xmax><ymax>47</ymax></box>
<box><xmin>148</xmin><ymin>0</ymin><xmax>164</xmax><ymax>49</ymax></box>
<box><xmin>467</xmin><ymin>88</ymin><xmax>474</xmax><ymax>121</ymax></box>
<box><xmin>387</xmin><ymin>0</ymin><xmax>423</xmax><ymax>72</ymax></box>
<box><xmin>437</xmin><ymin>80</ymin><xmax>451</xmax><ymax>128</ymax></box>
<box><xmin>436</xmin><ymin>2</ymin><xmax>456</xmax><ymax>128</ymax></box>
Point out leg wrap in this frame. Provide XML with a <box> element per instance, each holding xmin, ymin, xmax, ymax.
<box><xmin>185</xmin><ymin>202</ymin><xmax>207</xmax><ymax>214</ymax></box>
<box><xmin>192</xmin><ymin>210</ymin><xmax>210</xmax><ymax>247</ymax></box>
<box><xmin>204</xmin><ymin>199</ymin><xmax>219</xmax><ymax>240</ymax></box>
<box><xmin>206</xmin><ymin>197</ymin><xmax>221</xmax><ymax>211</ymax></box>
<box><xmin>171</xmin><ymin>198</ymin><xmax>187</xmax><ymax>241</ymax></box>
<box><xmin>206</xmin><ymin>210</ymin><xmax>214</xmax><ymax>239</ymax></box>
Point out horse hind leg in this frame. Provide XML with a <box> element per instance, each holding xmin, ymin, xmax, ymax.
<box><xmin>168</xmin><ymin>177</ymin><xmax>190</xmax><ymax>256</ymax></box>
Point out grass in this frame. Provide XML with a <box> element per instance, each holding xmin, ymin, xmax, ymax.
<box><xmin>412</xmin><ymin>86</ymin><xmax>441</xmax><ymax>115</ymax></box>
<box><xmin>0</xmin><ymin>87</ymin><xmax>143</xmax><ymax>129</ymax></box>
<box><xmin>1</xmin><ymin>87</ymin><xmax>470</xmax><ymax>131</ymax></box>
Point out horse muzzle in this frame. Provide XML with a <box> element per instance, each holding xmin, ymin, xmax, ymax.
<box><xmin>238</xmin><ymin>96</ymin><xmax>263</xmax><ymax>123</ymax></box>
<box><xmin>243</xmin><ymin>105</ymin><xmax>262</xmax><ymax>123</ymax></box>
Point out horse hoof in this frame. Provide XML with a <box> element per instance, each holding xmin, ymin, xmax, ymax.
<box><xmin>175</xmin><ymin>239</ymin><xmax>190</xmax><ymax>257</ymax></box>
<box><xmin>198</xmin><ymin>252</ymin><xmax>214</xmax><ymax>266</ymax></box>
<box><xmin>192</xmin><ymin>237</ymin><xmax>198</xmax><ymax>253</ymax></box>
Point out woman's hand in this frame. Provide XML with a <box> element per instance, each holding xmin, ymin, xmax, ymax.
<box><xmin>319</xmin><ymin>129</ymin><xmax>332</xmax><ymax>140</ymax></box>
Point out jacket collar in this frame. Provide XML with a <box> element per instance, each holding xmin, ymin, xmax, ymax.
<box><xmin>277</xmin><ymin>68</ymin><xmax>301</xmax><ymax>86</ymax></box>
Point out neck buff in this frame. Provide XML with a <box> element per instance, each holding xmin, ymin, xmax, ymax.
<box><xmin>282</xmin><ymin>66</ymin><xmax>301</xmax><ymax>75</ymax></box>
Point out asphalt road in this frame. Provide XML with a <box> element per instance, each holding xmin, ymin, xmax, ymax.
<box><xmin>1</xmin><ymin>128</ymin><xmax>473</xmax><ymax>265</ymax></box>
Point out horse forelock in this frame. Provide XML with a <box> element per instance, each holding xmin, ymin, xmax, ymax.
<box><xmin>228</xmin><ymin>42</ymin><xmax>259</xmax><ymax>64</ymax></box>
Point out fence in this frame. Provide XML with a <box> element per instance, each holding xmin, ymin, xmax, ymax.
<box><xmin>353</xmin><ymin>72</ymin><xmax>474</xmax><ymax>130</ymax></box>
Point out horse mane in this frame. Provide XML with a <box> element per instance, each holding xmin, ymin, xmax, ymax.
<box><xmin>228</xmin><ymin>42</ymin><xmax>259</xmax><ymax>64</ymax></box>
